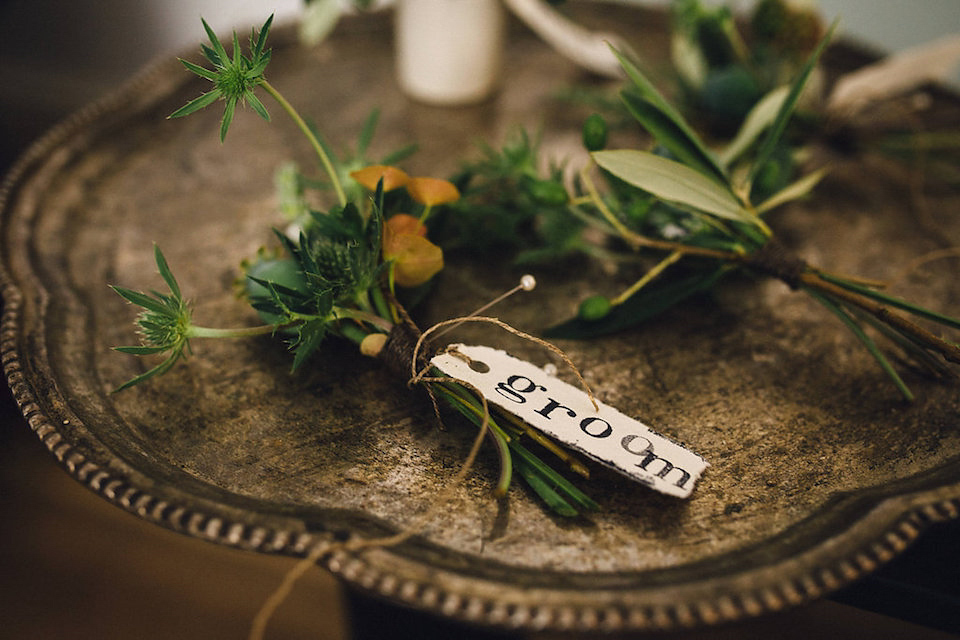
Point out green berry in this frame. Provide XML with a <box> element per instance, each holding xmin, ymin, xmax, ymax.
<box><xmin>578</xmin><ymin>295</ymin><xmax>612</xmax><ymax>321</ymax></box>
<box><xmin>529</xmin><ymin>179</ymin><xmax>568</xmax><ymax>206</ymax></box>
<box><xmin>700</xmin><ymin>65</ymin><xmax>762</xmax><ymax>131</ymax></box>
<box><xmin>582</xmin><ymin>113</ymin><xmax>608</xmax><ymax>152</ymax></box>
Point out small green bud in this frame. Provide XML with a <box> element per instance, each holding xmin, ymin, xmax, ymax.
<box><xmin>625</xmin><ymin>198</ymin><xmax>652</xmax><ymax>224</ymax></box>
<box><xmin>578</xmin><ymin>295</ymin><xmax>612</xmax><ymax>321</ymax></box>
<box><xmin>529</xmin><ymin>179</ymin><xmax>569</xmax><ymax>206</ymax></box>
<box><xmin>750</xmin><ymin>148</ymin><xmax>793</xmax><ymax>203</ymax></box>
<box><xmin>750</xmin><ymin>0</ymin><xmax>788</xmax><ymax>43</ymax></box>
<box><xmin>700</xmin><ymin>65</ymin><xmax>761</xmax><ymax>131</ymax></box>
<box><xmin>582</xmin><ymin>113</ymin><xmax>608</xmax><ymax>152</ymax></box>
<box><xmin>695</xmin><ymin>6</ymin><xmax>737</xmax><ymax>68</ymax></box>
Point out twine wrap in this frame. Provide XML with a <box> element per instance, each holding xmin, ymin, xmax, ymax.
<box><xmin>377</xmin><ymin>293</ymin><xmax>435</xmax><ymax>382</ymax></box>
<box><xmin>380</xmin><ymin>320</ymin><xmax>433</xmax><ymax>381</ymax></box>
<box><xmin>746</xmin><ymin>239</ymin><xmax>809</xmax><ymax>289</ymax></box>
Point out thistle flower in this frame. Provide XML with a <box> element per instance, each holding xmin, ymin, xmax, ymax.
<box><xmin>113</xmin><ymin>246</ymin><xmax>279</xmax><ymax>390</ymax></box>
<box><xmin>111</xmin><ymin>246</ymin><xmax>194</xmax><ymax>391</ymax></box>
<box><xmin>169</xmin><ymin>15</ymin><xmax>274</xmax><ymax>141</ymax></box>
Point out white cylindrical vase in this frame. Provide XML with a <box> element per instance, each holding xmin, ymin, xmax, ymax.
<box><xmin>394</xmin><ymin>0</ymin><xmax>505</xmax><ymax>105</ymax></box>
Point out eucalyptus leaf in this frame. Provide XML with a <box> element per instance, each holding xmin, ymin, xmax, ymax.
<box><xmin>748</xmin><ymin>21</ymin><xmax>838</xmax><ymax>184</ymax></box>
<box><xmin>755</xmin><ymin>167</ymin><xmax>827</xmax><ymax>215</ymax></box>
<box><xmin>611</xmin><ymin>45</ymin><xmax>728</xmax><ymax>184</ymax></box>
<box><xmin>670</xmin><ymin>31</ymin><xmax>708</xmax><ymax>90</ymax></box>
<box><xmin>621</xmin><ymin>92</ymin><xmax>729</xmax><ymax>186</ymax></box>
<box><xmin>593</xmin><ymin>150</ymin><xmax>761</xmax><ymax>227</ymax></box>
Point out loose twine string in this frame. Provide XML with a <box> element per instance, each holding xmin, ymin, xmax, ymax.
<box><xmin>249</xmin><ymin>308</ymin><xmax>596</xmax><ymax>639</ymax></box>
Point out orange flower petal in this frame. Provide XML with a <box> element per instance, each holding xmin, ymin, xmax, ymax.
<box><xmin>350</xmin><ymin>165</ymin><xmax>410</xmax><ymax>191</ymax></box>
<box><xmin>406</xmin><ymin>177</ymin><xmax>460</xmax><ymax>206</ymax></box>
<box><xmin>385</xmin><ymin>213</ymin><xmax>427</xmax><ymax>238</ymax></box>
<box><xmin>384</xmin><ymin>234</ymin><xmax>444</xmax><ymax>287</ymax></box>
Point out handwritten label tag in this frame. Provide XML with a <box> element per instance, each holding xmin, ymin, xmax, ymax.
<box><xmin>431</xmin><ymin>344</ymin><xmax>708</xmax><ymax>498</ymax></box>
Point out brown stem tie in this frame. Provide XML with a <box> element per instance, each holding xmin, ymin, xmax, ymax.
<box><xmin>377</xmin><ymin>292</ymin><xmax>435</xmax><ymax>381</ymax></box>
<box><xmin>745</xmin><ymin>239</ymin><xmax>809</xmax><ymax>289</ymax></box>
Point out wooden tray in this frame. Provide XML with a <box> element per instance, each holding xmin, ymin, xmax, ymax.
<box><xmin>2</xmin><ymin>6</ymin><xmax>959</xmax><ymax>632</ymax></box>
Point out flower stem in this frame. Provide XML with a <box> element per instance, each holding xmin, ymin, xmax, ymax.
<box><xmin>261</xmin><ymin>79</ymin><xmax>347</xmax><ymax>207</ymax></box>
<box><xmin>610</xmin><ymin>249</ymin><xmax>684</xmax><ymax>306</ymax></box>
<box><xmin>187</xmin><ymin>324</ymin><xmax>279</xmax><ymax>339</ymax></box>
<box><xmin>806</xmin><ymin>290</ymin><xmax>915</xmax><ymax>401</ymax></box>
<box><xmin>434</xmin><ymin>381</ymin><xmax>513</xmax><ymax>496</ymax></box>
<box><xmin>338</xmin><ymin>322</ymin><xmax>369</xmax><ymax>346</ymax></box>
<box><xmin>335</xmin><ymin>307</ymin><xmax>394</xmax><ymax>333</ymax></box>
<box><xmin>579</xmin><ymin>164</ymin><xmax>742</xmax><ymax>262</ymax></box>
<box><xmin>801</xmin><ymin>271</ymin><xmax>960</xmax><ymax>365</ymax></box>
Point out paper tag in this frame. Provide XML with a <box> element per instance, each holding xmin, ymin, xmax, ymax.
<box><xmin>431</xmin><ymin>344</ymin><xmax>708</xmax><ymax>498</ymax></box>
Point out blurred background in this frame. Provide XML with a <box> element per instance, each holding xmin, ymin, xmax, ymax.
<box><xmin>2</xmin><ymin>0</ymin><xmax>959</xmax><ymax>170</ymax></box>
<box><xmin>1</xmin><ymin>1</ymin><xmax>959</xmax><ymax>638</ymax></box>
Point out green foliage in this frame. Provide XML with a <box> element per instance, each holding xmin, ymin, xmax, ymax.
<box><xmin>573</xmin><ymin>30</ymin><xmax>960</xmax><ymax>398</ymax></box>
<box><xmin>113</xmin><ymin>14</ymin><xmax>603</xmax><ymax>519</ymax></box>
<box><xmin>243</xmin><ymin>193</ymin><xmax>385</xmax><ymax>369</ymax></box>
<box><xmin>671</xmin><ymin>0</ymin><xmax>826</xmax><ymax>134</ymax></box>
<box><xmin>613</xmin><ymin>46</ymin><xmax>729</xmax><ymax>185</ymax></box>
<box><xmin>592</xmin><ymin>149</ymin><xmax>760</xmax><ymax>227</ymax></box>
<box><xmin>451</xmin><ymin>22</ymin><xmax>960</xmax><ymax>400</ymax></box>
<box><xmin>438</xmin><ymin>130</ymin><xmax>584</xmax><ymax>264</ymax></box>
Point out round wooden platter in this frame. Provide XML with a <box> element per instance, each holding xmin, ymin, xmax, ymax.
<box><xmin>2</xmin><ymin>5</ymin><xmax>959</xmax><ymax>633</ymax></box>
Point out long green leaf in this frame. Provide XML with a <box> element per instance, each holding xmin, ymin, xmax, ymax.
<box><xmin>250</xmin><ymin>14</ymin><xmax>274</xmax><ymax>59</ymax></box>
<box><xmin>201</xmin><ymin>18</ymin><xmax>229</xmax><ymax>65</ymax></box>
<box><xmin>179</xmin><ymin>58</ymin><xmax>218</xmax><ymax>81</ymax></box>
<box><xmin>245</xmin><ymin>90</ymin><xmax>271</xmax><ymax>122</ymax></box>
<box><xmin>593</xmin><ymin>150</ymin><xmax>760</xmax><ymax>227</ymax></box>
<box><xmin>755</xmin><ymin>167</ymin><xmax>827</xmax><ymax>215</ymax></box>
<box><xmin>431</xmin><ymin>382</ymin><xmax>514</xmax><ymax>496</ymax></box>
<box><xmin>511</xmin><ymin>441</ymin><xmax>599</xmax><ymax>512</ymax></box>
<box><xmin>720</xmin><ymin>85</ymin><xmax>790</xmax><ymax>168</ymax></box>
<box><xmin>806</xmin><ymin>290</ymin><xmax>914</xmax><ymax>401</ymax></box>
<box><xmin>514</xmin><ymin>459</ymin><xmax>578</xmax><ymax>517</ymax></box>
<box><xmin>546</xmin><ymin>266</ymin><xmax>730</xmax><ymax>339</ymax></box>
<box><xmin>852</xmin><ymin>307</ymin><xmax>955</xmax><ymax>378</ymax></box>
<box><xmin>611</xmin><ymin>46</ymin><xmax>728</xmax><ymax>184</ymax></box>
<box><xmin>113</xmin><ymin>352</ymin><xmax>183</xmax><ymax>393</ymax></box>
<box><xmin>114</xmin><ymin>345</ymin><xmax>168</xmax><ymax>355</ymax></box>
<box><xmin>817</xmin><ymin>272</ymin><xmax>960</xmax><ymax>330</ymax></box>
<box><xmin>748</xmin><ymin>21</ymin><xmax>838</xmax><ymax>184</ymax></box>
